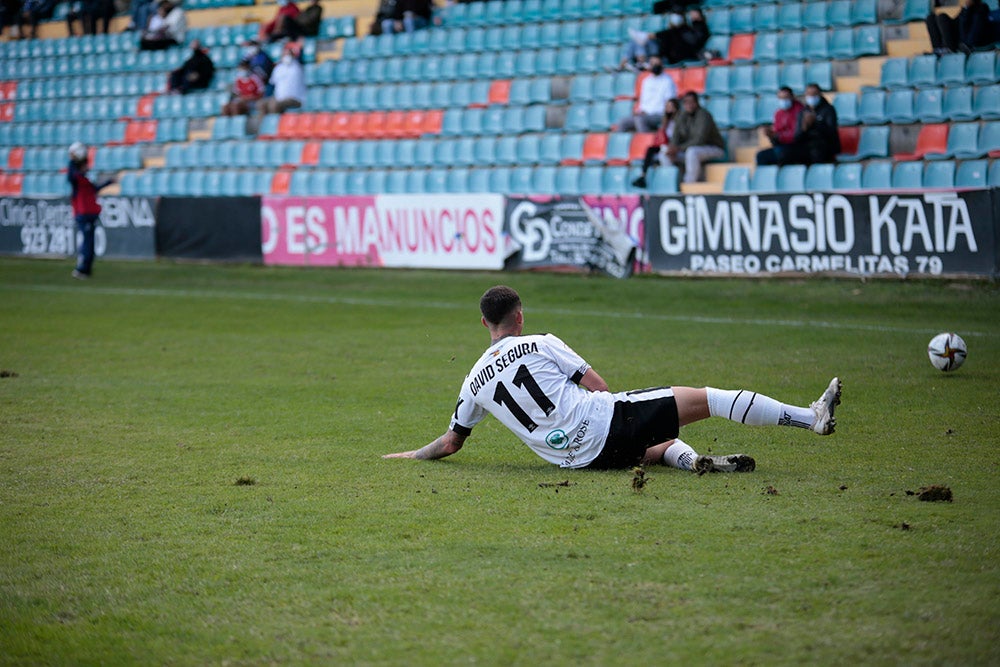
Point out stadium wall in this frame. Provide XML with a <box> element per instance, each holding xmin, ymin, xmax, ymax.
<box><xmin>1</xmin><ymin>189</ymin><xmax>998</xmax><ymax>280</ymax></box>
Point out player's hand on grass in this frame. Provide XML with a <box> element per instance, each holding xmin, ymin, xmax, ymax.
<box><xmin>382</xmin><ymin>450</ymin><xmax>417</xmax><ymax>459</ymax></box>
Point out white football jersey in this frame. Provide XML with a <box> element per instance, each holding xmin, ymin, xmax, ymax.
<box><xmin>450</xmin><ymin>333</ymin><xmax>614</xmax><ymax>468</ymax></box>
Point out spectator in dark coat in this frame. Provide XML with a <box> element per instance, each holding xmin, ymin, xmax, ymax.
<box><xmin>756</xmin><ymin>87</ymin><xmax>806</xmax><ymax>166</ymax></box>
<box><xmin>926</xmin><ymin>0</ymin><xmax>997</xmax><ymax>54</ymax></box>
<box><xmin>167</xmin><ymin>40</ymin><xmax>215</xmax><ymax>94</ymax></box>
<box><xmin>792</xmin><ymin>83</ymin><xmax>841</xmax><ymax>165</ymax></box>
<box><xmin>653</xmin><ymin>8</ymin><xmax>710</xmax><ymax>64</ymax></box>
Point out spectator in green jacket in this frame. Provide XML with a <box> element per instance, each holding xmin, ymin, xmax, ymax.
<box><xmin>666</xmin><ymin>92</ymin><xmax>726</xmax><ymax>184</ymax></box>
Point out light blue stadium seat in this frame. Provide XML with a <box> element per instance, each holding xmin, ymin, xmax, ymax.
<box><xmin>731</xmin><ymin>6</ymin><xmax>753</xmax><ymax>32</ymax></box>
<box><xmin>754</xmin><ymin>3</ymin><xmax>778</xmax><ymax>31</ymax></box>
<box><xmin>753</xmin><ymin>32</ymin><xmax>780</xmax><ymax>62</ymax></box>
<box><xmin>777</xmin><ymin>164</ymin><xmax>806</xmax><ymax>192</ymax></box>
<box><xmin>598</xmin><ymin>165</ymin><xmax>628</xmax><ymax>193</ymax></box>
<box><xmin>840</xmin><ymin>125</ymin><xmax>889</xmax><ymax>162</ymax></box>
<box><xmin>707</xmin><ymin>7</ymin><xmax>732</xmax><ymax>35</ymax></box>
<box><xmin>731</xmin><ymin>96</ymin><xmax>757</xmax><ymax>129</ymax></box>
<box><xmin>885</xmin><ymin>90</ymin><xmax>917</xmax><ymax>124</ymax></box>
<box><xmin>555</xmin><ymin>166</ymin><xmax>582</xmax><ymax>195</ymax></box>
<box><xmin>751</xmin><ymin>165</ymin><xmax>778</xmax><ymax>192</ymax></box>
<box><xmin>935</xmin><ymin>122</ymin><xmax>982</xmax><ymax>160</ymax></box>
<box><xmin>964</xmin><ymin>51</ymin><xmax>996</xmax><ymax>84</ymax></box>
<box><xmin>779</xmin><ymin>3</ymin><xmax>804</xmax><ymax>30</ymax></box>
<box><xmin>880</xmin><ymin>57</ymin><xmax>909</xmax><ymax>89</ymax></box>
<box><xmin>466</xmin><ymin>168</ymin><xmax>491</xmax><ymax>192</ymax></box>
<box><xmin>516</xmin><ymin>134</ymin><xmax>542</xmax><ymax>164</ymax></box>
<box><xmin>909</xmin><ymin>55</ymin><xmax>937</xmax><ymax>88</ymax></box>
<box><xmin>803</xmin><ymin>2</ymin><xmax>828</xmax><ymax>28</ymax></box>
<box><xmin>973</xmin><ymin>85</ymin><xmax>1000</xmax><ymax>120</ymax></box>
<box><xmin>807</xmin><ymin>62</ymin><xmax>835</xmax><ymax>92</ymax></box>
<box><xmin>755</xmin><ymin>95</ymin><xmax>780</xmax><ymax>127</ymax></box>
<box><xmin>532</xmin><ymin>166</ymin><xmax>558</xmax><ymax>195</ymax></box>
<box><xmin>805</xmin><ymin>29</ymin><xmax>831</xmax><ymax>60</ymax></box>
<box><xmin>892</xmin><ymin>161</ymin><xmax>923</xmax><ymax>189</ymax></box>
<box><xmin>915</xmin><ymin>88</ymin><xmax>945</xmax><ymax>123</ymax></box>
<box><xmin>981</xmin><ymin>121</ymin><xmax>1000</xmax><ymax>154</ymax></box>
<box><xmin>485</xmin><ymin>167</ymin><xmax>510</xmax><ymax>194</ymax></box>
<box><xmin>942</xmin><ymin>85</ymin><xmax>978</xmax><ymax>120</ymax></box>
<box><xmin>990</xmin><ymin>161</ymin><xmax>1000</xmax><ymax>187</ymax></box>
<box><xmin>386</xmin><ymin>169</ymin><xmax>410</xmax><ymax>194</ymax></box>
<box><xmin>705</xmin><ymin>66</ymin><xmax>731</xmax><ymax>96</ymax></box>
<box><xmin>829</xmin><ymin>27</ymin><xmax>856</xmax><ymax>59</ymax></box>
<box><xmin>862</xmin><ymin>161</ymin><xmax>892</xmax><ymax>190</ymax></box>
<box><xmin>724</xmin><ymin>166</ymin><xmax>751</xmax><ymax>193</ymax></box>
<box><xmin>443</xmin><ymin>169</ymin><xmax>467</xmax><ymax>193</ymax></box>
<box><xmin>730</xmin><ymin>65</ymin><xmax>755</xmax><ymax>95</ymax></box>
<box><xmin>857</xmin><ymin>89</ymin><xmax>887</xmax><ymax>125</ymax></box>
<box><xmin>473</xmin><ymin>136</ymin><xmax>497</xmax><ymax>165</ymax></box>
<box><xmin>851</xmin><ymin>0</ymin><xmax>878</xmax><ymax>24</ymax></box>
<box><xmin>833</xmin><ymin>162</ymin><xmax>863</xmax><ymax>190</ymax></box>
<box><xmin>404</xmin><ymin>169</ymin><xmax>426</xmax><ymax>194</ymax></box>
<box><xmin>853</xmin><ymin>25</ymin><xmax>882</xmax><ymax>56</ymax></box>
<box><xmin>923</xmin><ymin>160</ymin><xmax>956</xmax><ymax>189</ymax></box>
<box><xmin>648</xmin><ymin>166</ymin><xmax>679</xmax><ymax>193</ymax></box>
<box><xmin>805</xmin><ymin>163</ymin><xmax>835</xmax><ymax>191</ymax></box>
<box><xmin>705</xmin><ymin>97</ymin><xmax>732</xmax><ymax>129</ymax></box>
<box><xmin>955</xmin><ymin>159</ymin><xmax>988</xmax><ymax>188</ymax></box>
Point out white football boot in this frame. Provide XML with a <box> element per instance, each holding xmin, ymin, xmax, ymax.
<box><xmin>810</xmin><ymin>377</ymin><xmax>842</xmax><ymax>435</ymax></box>
<box><xmin>693</xmin><ymin>454</ymin><xmax>756</xmax><ymax>474</ymax></box>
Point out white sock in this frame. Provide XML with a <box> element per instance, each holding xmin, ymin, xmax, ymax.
<box><xmin>662</xmin><ymin>439</ymin><xmax>698</xmax><ymax>471</ymax></box>
<box><xmin>706</xmin><ymin>388</ymin><xmax>814</xmax><ymax>430</ymax></box>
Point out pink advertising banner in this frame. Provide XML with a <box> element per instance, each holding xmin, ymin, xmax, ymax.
<box><xmin>261</xmin><ymin>194</ymin><xmax>507</xmax><ymax>269</ymax></box>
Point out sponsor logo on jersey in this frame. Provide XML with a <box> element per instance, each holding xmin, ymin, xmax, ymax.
<box><xmin>545</xmin><ymin>430</ymin><xmax>568</xmax><ymax>450</ymax></box>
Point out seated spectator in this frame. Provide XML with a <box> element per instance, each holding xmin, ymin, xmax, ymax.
<box><xmin>20</xmin><ymin>0</ymin><xmax>56</xmax><ymax>39</ymax></box>
<box><xmin>383</xmin><ymin>0</ymin><xmax>432</xmax><ymax>34</ymax></box>
<box><xmin>756</xmin><ymin>87</ymin><xmax>806</xmax><ymax>166</ymax></box>
<box><xmin>926</xmin><ymin>0</ymin><xmax>998</xmax><ymax>54</ymax></box>
<box><xmin>222</xmin><ymin>60</ymin><xmax>265</xmax><ymax>116</ymax></box>
<box><xmin>167</xmin><ymin>39</ymin><xmax>215</xmax><ymax>95</ymax></box>
<box><xmin>125</xmin><ymin>0</ymin><xmax>155</xmax><ymax>32</ymax></box>
<box><xmin>241</xmin><ymin>38</ymin><xmax>275</xmax><ymax>89</ymax></box>
<box><xmin>631</xmin><ymin>98</ymin><xmax>679</xmax><ymax>189</ymax></box>
<box><xmin>139</xmin><ymin>0</ymin><xmax>186</xmax><ymax>50</ymax></box>
<box><xmin>267</xmin><ymin>0</ymin><xmax>322</xmax><ymax>40</ymax></box>
<box><xmin>666</xmin><ymin>91</ymin><xmax>726</xmax><ymax>184</ymax></box>
<box><xmin>792</xmin><ymin>83</ymin><xmax>841</xmax><ymax>165</ymax></box>
<box><xmin>259</xmin><ymin>0</ymin><xmax>299</xmax><ymax>43</ymax></box>
<box><xmin>257</xmin><ymin>46</ymin><xmax>306</xmax><ymax>114</ymax></box>
<box><xmin>370</xmin><ymin>0</ymin><xmax>395</xmax><ymax>36</ymax></box>
<box><xmin>613</xmin><ymin>57</ymin><xmax>678</xmax><ymax>133</ymax></box>
<box><xmin>619</xmin><ymin>9</ymin><xmax>710</xmax><ymax>69</ymax></box>
<box><xmin>67</xmin><ymin>0</ymin><xmax>112</xmax><ymax>35</ymax></box>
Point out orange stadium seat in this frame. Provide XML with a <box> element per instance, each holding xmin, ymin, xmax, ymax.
<box><xmin>894</xmin><ymin>124</ymin><xmax>949</xmax><ymax>161</ymax></box>
<box><xmin>363</xmin><ymin>111</ymin><xmax>388</xmax><ymax>138</ymax></box>
<box><xmin>488</xmin><ymin>80</ymin><xmax>512</xmax><ymax>106</ymax></box>
<box><xmin>136</xmin><ymin>94</ymin><xmax>158</xmax><ymax>118</ymax></box>
<box><xmin>383</xmin><ymin>110</ymin><xmax>407</xmax><ymax>138</ymax></box>
<box><xmin>628</xmin><ymin>133</ymin><xmax>656</xmax><ymax>163</ymax></box>
<box><xmin>345</xmin><ymin>112</ymin><xmax>368</xmax><ymax>139</ymax></box>
<box><xmin>681</xmin><ymin>67</ymin><xmax>706</xmax><ymax>95</ymax></box>
<box><xmin>582</xmin><ymin>133</ymin><xmax>608</xmax><ymax>163</ymax></box>
<box><xmin>728</xmin><ymin>34</ymin><xmax>755</xmax><ymax>63</ymax></box>
<box><xmin>313</xmin><ymin>112</ymin><xmax>335</xmax><ymax>139</ymax></box>
<box><xmin>329</xmin><ymin>112</ymin><xmax>351</xmax><ymax>139</ymax></box>
<box><xmin>300</xmin><ymin>141</ymin><xmax>320</xmax><ymax>165</ymax></box>
<box><xmin>270</xmin><ymin>170</ymin><xmax>292</xmax><ymax>195</ymax></box>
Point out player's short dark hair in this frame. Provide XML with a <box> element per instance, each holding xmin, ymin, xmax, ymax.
<box><xmin>480</xmin><ymin>286</ymin><xmax>521</xmax><ymax>326</ymax></box>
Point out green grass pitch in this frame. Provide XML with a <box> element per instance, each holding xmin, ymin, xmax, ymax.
<box><xmin>1</xmin><ymin>257</ymin><xmax>998</xmax><ymax>665</ymax></box>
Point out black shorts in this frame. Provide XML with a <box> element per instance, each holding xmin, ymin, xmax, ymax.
<box><xmin>586</xmin><ymin>387</ymin><xmax>680</xmax><ymax>470</ymax></box>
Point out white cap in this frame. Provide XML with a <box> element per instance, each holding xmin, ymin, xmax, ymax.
<box><xmin>69</xmin><ymin>142</ymin><xmax>87</xmax><ymax>160</ymax></box>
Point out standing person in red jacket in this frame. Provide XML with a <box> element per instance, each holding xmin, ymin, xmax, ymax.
<box><xmin>67</xmin><ymin>142</ymin><xmax>113</xmax><ymax>280</ymax></box>
<box><xmin>756</xmin><ymin>87</ymin><xmax>805</xmax><ymax>166</ymax></box>
<box><xmin>259</xmin><ymin>0</ymin><xmax>299</xmax><ymax>43</ymax></box>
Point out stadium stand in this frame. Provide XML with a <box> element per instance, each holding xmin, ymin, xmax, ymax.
<box><xmin>1</xmin><ymin>0</ymin><xmax>998</xmax><ymax>197</ymax></box>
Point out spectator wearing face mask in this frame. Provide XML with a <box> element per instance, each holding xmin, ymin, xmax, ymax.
<box><xmin>258</xmin><ymin>47</ymin><xmax>307</xmax><ymax>115</ymax></box>
<box><xmin>240</xmin><ymin>38</ymin><xmax>275</xmax><ymax>89</ymax></box>
<box><xmin>654</xmin><ymin>9</ymin><xmax>710</xmax><ymax>64</ymax></box>
<box><xmin>613</xmin><ymin>57</ymin><xmax>678</xmax><ymax>133</ymax></box>
<box><xmin>756</xmin><ymin>87</ymin><xmax>805</xmax><ymax>166</ymax></box>
<box><xmin>792</xmin><ymin>83</ymin><xmax>841</xmax><ymax>165</ymax></box>
<box><xmin>631</xmin><ymin>98</ymin><xmax>680</xmax><ymax>189</ymax></box>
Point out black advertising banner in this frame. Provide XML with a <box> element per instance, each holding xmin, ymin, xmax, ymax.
<box><xmin>503</xmin><ymin>195</ymin><xmax>640</xmax><ymax>279</ymax></box>
<box><xmin>156</xmin><ymin>197</ymin><xmax>262</xmax><ymax>262</ymax></box>
<box><xmin>0</xmin><ymin>196</ymin><xmax>157</xmax><ymax>259</ymax></box>
<box><xmin>644</xmin><ymin>190</ymin><xmax>999</xmax><ymax>278</ymax></box>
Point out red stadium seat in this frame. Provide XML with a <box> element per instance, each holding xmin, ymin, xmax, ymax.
<box><xmin>136</xmin><ymin>93</ymin><xmax>158</xmax><ymax>118</ymax></box>
<box><xmin>329</xmin><ymin>112</ymin><xmax>351</xmax><ymax>139</ymax></box>
<box><xmin>383</xmin><ymin>110</ymin><xmax>407</xmax><ymax>138</ymax></box>
<box><xmin>0</xmin><ymin>103</ymin><xmax>14</xmax><ymax>122</ymax></box>
<box><xmin>345</xmin><ymin>112</ymin><xmax>368</xmax><ymax>139</ymax></box>
<box><xmin>838</xmin><ymin>127</ymin><xmax>860</xmax><ymax>158</ymax></box>
<box><xmin>7</xmin><ymin>146</ymin><xmax>23</xmax><ymax>170</ymax></box>
<box><xmin>363</xmin><ymin>111</ymin><xmax>388</xmax><ymax>138</ymax></box>
<box><xmin>313</xmin><ymin>111</ymin><xmax>334</xmax><ymax>139</ymax></box>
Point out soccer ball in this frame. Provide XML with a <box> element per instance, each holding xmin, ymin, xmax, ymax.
<box><xmin>68</xmin><ymin>142</ymin><xmax>88</xmax><ymax>161</ymax></box>
<box><xmin>927</xmin><ymin>333</ymin><xmax>967</xmax><ymax>372</ymax></box>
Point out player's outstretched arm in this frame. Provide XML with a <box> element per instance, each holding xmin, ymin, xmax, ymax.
<box><xmin>383</xmin><ymin>430</ymin><xmax>466</xmax><ymax>460</ymax></box>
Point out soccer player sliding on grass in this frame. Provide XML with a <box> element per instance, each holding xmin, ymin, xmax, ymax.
<box><xmin>384</xmin><ymin>286</ymin><xmax>841</xmax><ymax>473</ymax></box>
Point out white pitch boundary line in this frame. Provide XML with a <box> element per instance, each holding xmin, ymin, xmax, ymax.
<box><xmin>2</xmin><ymin>283</ymin><xmax>994</xmax><ymax>338</ymax></box>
